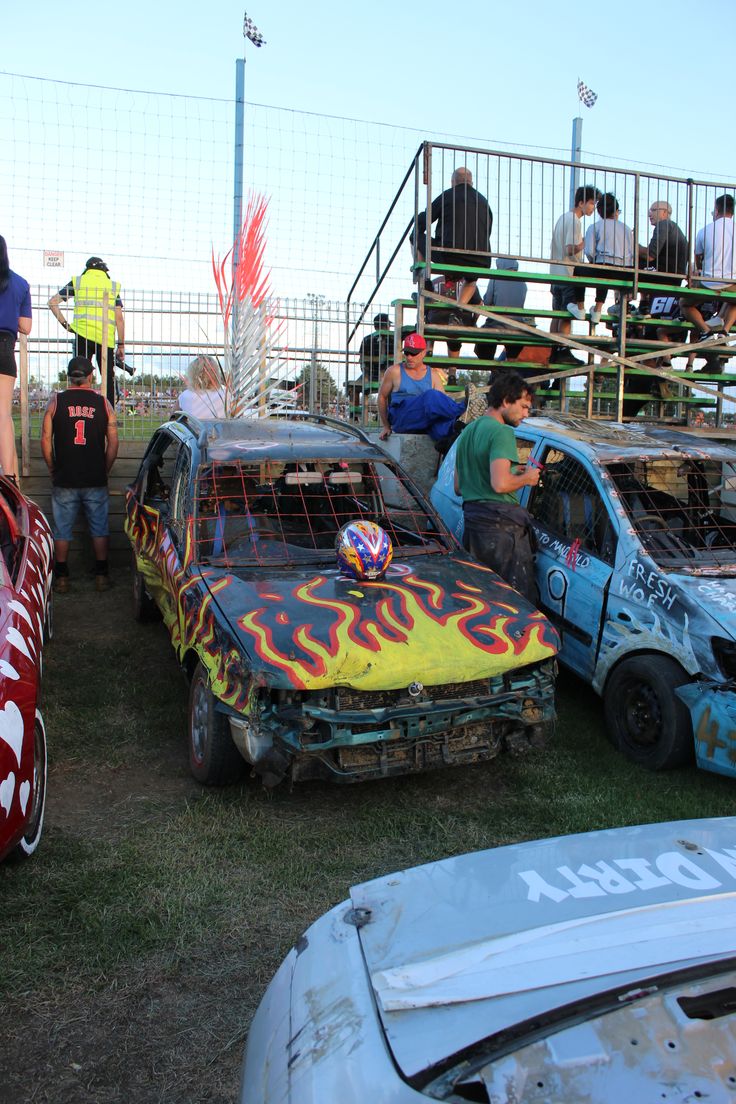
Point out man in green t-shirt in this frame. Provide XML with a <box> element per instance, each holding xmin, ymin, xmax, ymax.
<box><xmin>454</xmin><ymin>371</ymin><xmax>540</xmax><ymax>601</ymax></box>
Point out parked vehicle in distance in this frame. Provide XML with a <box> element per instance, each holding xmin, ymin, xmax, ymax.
<box><xmin>432</xmin><ymin>413</ymin><xmax>736</xmax><ymax>778</ymax></box>
<box><xmin>241</xmin><ymin>817</ymin><xmax>736</xmax><ymax>1102</ymax></box>
<box><xmin>125</xmin><ymin>412</ymin><xmax>558</xmax><ymax>787</ymax></box>
<box><xmin>0</xmin><ymin>476</ymin><xmax>53</xmax><ymax>861</ymax></box>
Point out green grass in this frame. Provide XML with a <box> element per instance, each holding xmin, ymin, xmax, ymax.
<box><xmin>1</xmin><ymin>576</ymin><xmax>734</xmax><ymax>1101</ymax></box>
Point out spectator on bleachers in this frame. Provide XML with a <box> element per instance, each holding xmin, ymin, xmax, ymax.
<box><xmin>411</xmin><ymin>167</ymin><xmax>492</xmax><ymax>307</ymax></box>
<box><xmin>551</xmin><ymin>186</ymin><xmax>599</xmax><ymax>354</ymax></box>
<box><xmin>425</xmin><ymin>275</ymin><xmax>482</xmax><ymax>377</ymax></box>
<box><xmin>377</xmin><ymin>332</ymin><xmax>467</xmax><ymax>443</ymax></box>
<box><xmin>474</xmin><ymin>259</ymin><xmax>527</xmax><ymax>361</ymax></box>
<box><xmin>571</xmin><ymin>193</ymin><xmax>634</xmax><ymax>327</ymax></box>
<box><xmin>358</xmin><ymin>313</ymin><xmax>394</xmax><ymax>385</ymax></box>
<box><xmin>178</xmin><ymin>355</ymin><xmax>227</xmax><ymax>419</ymax></box>
<box><xmin>681</xmin><ymin>194</ymin><xmax>736</xmax><ymax>339</ymax></box>
<box><xmin>640</xmin><ymin>201</ymin><xmax>688</xmax><ymax>287</ymax></box>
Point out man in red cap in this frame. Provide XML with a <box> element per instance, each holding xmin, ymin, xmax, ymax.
<box><xmin>377</xmin><ymin>332</ymin><xmax>467</xmax><ymax>443</ymax></box>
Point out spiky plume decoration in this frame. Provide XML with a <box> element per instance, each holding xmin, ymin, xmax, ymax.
<box><xmin>212</xmin><ymin>193</ymin><xmax>286</xmax><ymax>417</ymax></box>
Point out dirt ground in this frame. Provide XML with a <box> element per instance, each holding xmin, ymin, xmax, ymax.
<box><xmin>0</xmin><ymin>576</ymin><xmax>258</xmax><ymax>1104</ymax></box>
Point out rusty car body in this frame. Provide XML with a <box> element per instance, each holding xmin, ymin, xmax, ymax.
<box><xmin>432</xmin><ymin>414</ymin><xmax>736</xmax><ymax>779</ymax></box>
<box><xmin>125</xmin><ymin>413</ymin><xmax>558</xmax><ymax>787</ymax></box>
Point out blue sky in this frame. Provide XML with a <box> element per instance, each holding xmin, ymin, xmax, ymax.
<box><xmin>5</xmin><ymin>0</ymin><xmax>733</xmax><ymax>179</ymax></box>
<box><xmin>2</xmin><ymin>0</ymin><xmax>734</xmax><ymax>302</ymax></box>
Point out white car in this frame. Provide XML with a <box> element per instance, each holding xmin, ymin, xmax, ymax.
<box><xmin>241</xmin><ymin>817</ymin><xmax>736</xmax><ymax>1102</ymax></box>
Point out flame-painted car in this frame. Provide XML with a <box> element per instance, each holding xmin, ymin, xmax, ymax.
<box><xmin>241</xmin><ymin>817</ymin><xmax>736</xmax><ymax>1102</ymax></box>
<box><xmin>0</xmin><ymin>477</ymin><xmax>52</xmax><ymax>861</ymax></box>
<box><xmin>124</xmin><ymin>413</ymin><xmax>558</xmax><ymax>787</ymax></box>
<box><xmin>432</xmin><ymin>413</ymin><xmax>736</xmax><ymax>779</ymax></box>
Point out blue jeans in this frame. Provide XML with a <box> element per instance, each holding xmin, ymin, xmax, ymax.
<box><xmin>51</xmin><ymin>486</ymin><xmax>109</xmax><ymax>541</ymax></box>
<box><xmin>389</xmin><ymin>391</ymin><xmax>465</xmax><ymax>441</ymax></box>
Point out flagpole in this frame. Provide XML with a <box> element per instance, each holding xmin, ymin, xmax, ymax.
<box><xmin>569</xmin><ymin>114</ymin><xmax>583</xmax><ymax>210</ymax></box>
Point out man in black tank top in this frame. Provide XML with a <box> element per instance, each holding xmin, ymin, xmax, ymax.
<box><xmin>41</xmin><ymin>356</ymin><xmax>119</xmax><ymax>592</ymax></box>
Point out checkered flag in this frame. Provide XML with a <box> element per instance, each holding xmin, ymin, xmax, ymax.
<box><xmin>243</xmin><ymin>11</ymin><xmax>266</xmax><ymax>47</ymax></box>
<box><xmin>577</xmin><ymin>79</ymin><xmax>598</xmax><ymax>108</ymax></box>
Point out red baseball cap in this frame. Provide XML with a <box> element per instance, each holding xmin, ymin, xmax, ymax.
<box><xmin>403</xmin><ymin>333</ymin><xmax>427</xmax><ymax>351</ymax></box>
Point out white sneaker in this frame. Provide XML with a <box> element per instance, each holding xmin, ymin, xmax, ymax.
<box><xmin>589</xmin><ymin>309</ymin><xmax>602</xmax><ymax>324</ymax></box>
<box><xmin>566</xmin><ymin>304</ymin><xmax>585</xmax><ymax>321</ymax></box>
<box><xmin>706</xmin><ymin>316</ymin><xmax>724</xmax><ymax>330</ymax></box>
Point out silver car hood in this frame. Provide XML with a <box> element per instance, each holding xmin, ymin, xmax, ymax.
<box><xmin>350</xmin><ymin>817</ymin><xmax>736</xmax><ymax>1079</ymax></box>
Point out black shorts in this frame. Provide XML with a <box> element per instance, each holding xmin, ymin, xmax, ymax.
<box><xmin>0</xmin><ymin>331</ymin><xmax>17</xmax><ymax>378</ymax></box>
<box><xmin>551</xmin><ymin>283</ymin><xmax>571</xmax><ymax>310</ymax></box>
<box><xmin>430</xmin><ymin>249</ymin><xmax>491</xmax><ymax>282</ymax></box>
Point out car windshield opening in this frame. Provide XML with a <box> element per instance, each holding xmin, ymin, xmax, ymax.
<box><xmin>605</xmin><ymin>455</ymin><xmax>736</xmax><ymax>571</ymax></box>
<box><xmin>193</xmin><ymin>458</ymin><xmax>447</xmax><ymax>566</ymax></box>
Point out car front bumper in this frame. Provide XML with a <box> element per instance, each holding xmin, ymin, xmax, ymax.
<box><xmin>675</xmin><ymin>681</ymin><xmax>736</xmax><ymax>779</ymax></box>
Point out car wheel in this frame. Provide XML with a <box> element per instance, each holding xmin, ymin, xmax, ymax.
<box><xmin>13</xmin><ymin>711</ymin><xmax>47</xmax><ymax>859</ymax></box>
<box><xmin>188</xmin><ymin>662</ymin><xmax>245</xmax><ymax>785</ymax></box>
<box><xmin>43</xmin><ymin>592</ymin><xmax>54</xmax><ymax>644</ymax></box>
<box><xmin>604</xmin><ymin>655</ymin><xmax>693</xmax><ymax>770</ymax></box>
<box><xmin>132</xmin><ymin>556</ymin><xmax>160</xmax><ymax>623</ymax></box>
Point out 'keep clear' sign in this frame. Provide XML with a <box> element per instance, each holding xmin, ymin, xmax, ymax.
<box><xmin>43</xmin><ymin>250</ymin><xmax>64</xmax><ymax>268</ymax></box>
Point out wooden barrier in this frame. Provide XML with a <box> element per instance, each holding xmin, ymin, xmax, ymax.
<box><xmin>19</xmin><ymin>437</ymin><xmax>148</xmax><ymax>569</ymax></box>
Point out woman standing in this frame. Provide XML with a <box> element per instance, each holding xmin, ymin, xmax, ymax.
<box><xmin>0</xmin><ymin>237</ymin><xmax>32</xmax><ymax>478</ymax></box>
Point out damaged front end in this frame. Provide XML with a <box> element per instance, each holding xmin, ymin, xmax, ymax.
<box><xmin>226</xmin><ymin>660</ymin><xmax>556</xmax><ymax>786</ymax></box>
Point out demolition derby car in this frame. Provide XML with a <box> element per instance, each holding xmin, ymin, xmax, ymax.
<box><xmin>0</xmin><ymin>476</ymin><xmax>52</xmax><ymax>861</ymax></box>
<box><xmin>125</xmin><ymin>413</ymin><xmax>558</xmax><ymax>787</ymax></box>
<box><xmin>240</xmin><ymin>817</ymin><xmax>736</xmax><ymax>1102</ymax></box>
<box><xmin>432</xmin><ymin>413</ymin><xmax>736</xmax><ymax>778</ymax></box>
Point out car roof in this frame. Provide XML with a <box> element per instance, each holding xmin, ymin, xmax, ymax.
<box><xmin>168</xmin><ymin>412</ymin><xmax>390</xmax><ymax>465</ymax></box>
<box><xmin>522</xmin><ymin>412</ymin><xmax>736</xmax><ymax>464</ymax></box>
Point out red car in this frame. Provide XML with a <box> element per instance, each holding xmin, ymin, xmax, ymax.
<box><xmin>0</xmin><ymin>477</ymin><xmax>53</xmax><ymax>861</ymax></box>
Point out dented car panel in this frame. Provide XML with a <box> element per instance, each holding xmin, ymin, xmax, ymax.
<box><xmin>241</xmin><ymin>817</ymin><xmax>736</xmax><ymax>1102</ymax></box>
<box><xmin>431</xmin><ymin>415</ymin><xmax>736</xmax><ymax>778</ymax></box>
<box><xmin>126</xmin><ymin>415</ymin><xmax>558</xmax><ymax>786</ymax></box>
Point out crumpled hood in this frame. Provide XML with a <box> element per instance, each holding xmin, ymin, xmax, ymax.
<box><xmin>666</xmin><ymin>571</ymin><xmax>736</xmax><ymax>641</ymax></box>
<box><xmin>200</xmin><ymin>554</ymin><xmax>558</xmax><ymax>691</ymax></box>
<box><xmin>349</xmin><ymin>818</ymin><xmax>736</xmax><ymax>1078</ymax></box>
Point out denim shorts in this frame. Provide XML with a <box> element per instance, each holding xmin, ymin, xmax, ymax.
<box><xmin>51</xmin><ymin>486</ymin><xmax>109</xmax><ymax>541</ymax></box>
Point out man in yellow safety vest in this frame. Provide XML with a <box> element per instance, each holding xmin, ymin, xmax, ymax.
<box><xmin>48</xmin><ymin>257</ymin><xmax>130</xmax><ymax>405</ymax></box>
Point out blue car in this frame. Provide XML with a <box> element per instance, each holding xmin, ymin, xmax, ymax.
<box><xmin>432</xmin><ymin>413</ymin><xmax>736</xmax><ymax>778</ymax></box>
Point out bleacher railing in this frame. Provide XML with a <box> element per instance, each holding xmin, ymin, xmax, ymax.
<box><xmin>348</xmin><ymin>140</ymin><xmax>736</xmax><ymax>425</ymax></box>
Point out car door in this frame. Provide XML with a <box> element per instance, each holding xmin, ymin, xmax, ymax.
<box><xmin>157</xmin><ymin>444</ymin><xmax>193</xmax><ymax>635</ymax></box>
<box><xmin>525</xmin><ymin>444</ymin><xmax>618</xmax><ymax>680</ymax></box>
<box><xmin>130</xmin><ymin>430</ymin><xmax>183</xmax><ymax>621</ymax></box>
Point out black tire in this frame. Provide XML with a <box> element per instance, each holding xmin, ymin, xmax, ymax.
<box><xmin>187</xmin><ymin>662</ymin><xmax>245</xmax><ymax>785</ymax></box>
<box><xmin>43</xmin><ymin>592</ymin><xmax>54</xmax><ymax>645</ymax></box>
<box><xmin>132</xmin><ymin>556</ymin><xmax>161</xmax><ymax>623</ymax></box>
<box><xmin>13</xmin><ymin>711</ymin><xmax>47</xmax><ymax>859</ymax></box>
<box><xmin>604</xmin><ymin>654</ymin><xmax>693</xmax><ymax>770</ymax></box>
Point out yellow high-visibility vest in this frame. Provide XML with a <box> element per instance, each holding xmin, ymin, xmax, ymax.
<box><xmin>71</xmin><ymin>270</ymin><xmax>120</xmax><ymax>347</ymax></box>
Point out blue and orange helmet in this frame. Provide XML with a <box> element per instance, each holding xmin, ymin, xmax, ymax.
<box><xmin>335</xmin><ymin>521</ymin><xmax>393</xmax><ymax>581</ymax></box>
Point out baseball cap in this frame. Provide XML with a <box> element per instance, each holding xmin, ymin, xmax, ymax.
<box><xmin>403</xmin><ymin>333</ymin><xmax>427</xmax><ymax>352</ymax></box>
<box><xmin>67</xmin><ymin>356</ymin><xmax>94</xmax><ymax>380</ymax></box>
<box><xmin>85</xmin><ymin>256</ymin><xmax>109</xmax><ymax>273</ymax></box>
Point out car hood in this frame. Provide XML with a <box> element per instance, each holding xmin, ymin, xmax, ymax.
<box><xmin>666</xmin><ymin>571</ymin><xmax>736</xmax><ymax>640</ymax></box>
<box><xmin>349</xmin><ymin>817</ymin><xmax>736</xmax><ymax>1079</ymax></box>
<box><xmin>199</xmin><ymin>555</ymin><xmax>558</xmax><ymax>691</ymax></box>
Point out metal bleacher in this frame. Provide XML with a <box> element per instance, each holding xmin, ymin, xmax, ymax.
<box><xmin>347</xmin><ymin>141</ymin><xmax>736</xmax><ymax>426</ymax></box>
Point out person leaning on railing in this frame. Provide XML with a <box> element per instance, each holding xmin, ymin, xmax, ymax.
<box><xmin>48</xmin><ymin>256</ymin><xmax>127</xmax><ymax>405</ymax></box>
<box><xmin>0</xmin><ymin>235</ymin><xmax>32</xmax><ymax>481</ymax></box>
